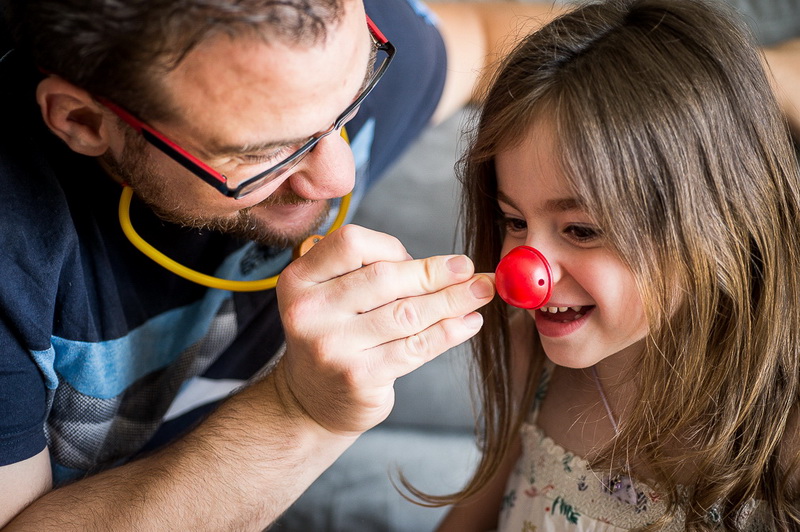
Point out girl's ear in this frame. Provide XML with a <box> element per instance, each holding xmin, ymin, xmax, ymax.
<box><xmin>35</xmin><ymin>75</ymin><xmax>112</xmax><ymax>157</ymax></box>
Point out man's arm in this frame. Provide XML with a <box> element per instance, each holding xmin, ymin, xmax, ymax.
<box><xmin>0</xmin><ymin>450</ymin><xmax>51</xmax><ymax>528</ymax></box>
<box><xmin>430</xmin><ymin>2</ymin><xmax>800</xmax><ymax>140</ymax></box>
<box><xmin>3</xmin><ymin>366</ymin><xmax>357</xmax><ymax>531</ymax></box>
<box><xmin>764</xmin><ymin>37</ymin><xmax>800</xmax><ymax>139</ymax></box>
<box><xmin>427</xmin><ymin>2</ymin><xmax>568</xmax><ymax>125</ymax></box>
<box><xmin>3</xmin><ymin>227</ymin><xmax>493</xmax><ymax>531</ymax></box>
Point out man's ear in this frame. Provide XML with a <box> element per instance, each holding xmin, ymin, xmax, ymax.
<box><xmin>35</xmin><ymin>76</ymin><xmax>113</xmax><ymax>157</ymax></box>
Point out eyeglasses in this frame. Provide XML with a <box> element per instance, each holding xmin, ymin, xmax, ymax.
<box><xmin>99</xmin><ymin>16</ymin><xmax>395</xmax><ymax>199</ymax></box>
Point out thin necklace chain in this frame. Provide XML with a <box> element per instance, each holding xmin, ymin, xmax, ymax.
<box><xmin>591</xmin><ymin>365</ymin><xmax>634</xmax><ymax>491</ymax></box>
<box><xmin>591</xmin><ymin>365</ymin><xmax>619</xmax><ymax>435</ymax></box>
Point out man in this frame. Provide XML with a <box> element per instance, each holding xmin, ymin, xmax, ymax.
<box><xmin>0</xmin><ymin>0</ymin><xmax>565</xmax><ymax>529</ymax></box>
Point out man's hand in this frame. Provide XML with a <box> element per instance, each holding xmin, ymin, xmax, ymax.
<box><xmin>276</xmin><ymin>224</ymin><xmax>494</xmax><ymax>436</ymax></box>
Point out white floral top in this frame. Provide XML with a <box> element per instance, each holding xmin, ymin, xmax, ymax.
<box><xmin>496</xmin><ymin>365</ymin><xmax>770</xmax><ymax>531</ymax></box>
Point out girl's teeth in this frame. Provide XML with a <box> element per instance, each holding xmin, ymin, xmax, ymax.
<box><xmin>542</xmin><ymin>306</ymin><xmax>585</xmax><ymax>313</ymax></box>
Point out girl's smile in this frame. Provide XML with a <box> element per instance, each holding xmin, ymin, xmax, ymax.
<box><xmin>534</xmin><ymin>305</ymin><xmax>595</xmax><ymax>338</ymax></box>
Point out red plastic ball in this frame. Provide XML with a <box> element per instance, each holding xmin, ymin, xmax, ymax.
<box><xmin>495</xmin><ymin>246</ymin><xmax>553</xmax><ymax>309</ymax></box>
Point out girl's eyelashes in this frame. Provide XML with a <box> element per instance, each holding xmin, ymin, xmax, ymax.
<box><xmin>497</xmin><ymin>210</ymin><xmax>603</xmax><ymax>245</ymax></box>
<box><xmin>563</xmin><ymin>223</ymin><xmax>603</xmax><ymax>244</ymax></box>
<box><xmin>499</xmin><ymin>215</ymin><xmax>527</xmax><ymax>235</ymax></box>
<box><xmin>499</xmin><ymin>217</ymin><xmax>603</xmax><ymax>243</ymax></box>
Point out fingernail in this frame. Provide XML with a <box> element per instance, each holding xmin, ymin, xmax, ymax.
<box><xmin>464</xmin><ymin>312</ymin><xmax>484</xmax><ymax>329</ymax></box>
<box><xmin>447</xmin><ymin>255</ymin><xmax>470</xmax><ymax>274</ymax></box>
<box><xmin>470</xmin><ymin>277</ymin><xmax>494</xmax><ymax>299</ymax></box>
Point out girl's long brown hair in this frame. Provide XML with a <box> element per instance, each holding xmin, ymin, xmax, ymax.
<box><xmin>407</xmin><ymin>0</ymin><xmax>800</xmax><ymax>528</ymax></box>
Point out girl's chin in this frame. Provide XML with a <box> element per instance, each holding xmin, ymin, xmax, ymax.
<box><xmin>542</xmin><ymin>350</ymin><xmax>602</xmax><ymax>370</ymax></box>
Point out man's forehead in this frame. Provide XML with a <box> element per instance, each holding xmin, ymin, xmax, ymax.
<box><xmin>156</xmin><ymin>1</ymin><xmax>370</xmax><ymax>153</ymax></box>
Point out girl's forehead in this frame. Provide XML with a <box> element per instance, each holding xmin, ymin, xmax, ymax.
<box><xmin>495</xmin><ymin>121</ymin><xmax>575</xmax><ymax>199</ymax></box>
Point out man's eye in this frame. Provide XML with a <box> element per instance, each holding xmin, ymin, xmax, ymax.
<box><xmin>564</xmin><ymin>224</ymin><xmax>602</xmax><ymax>243</ymax></box>
<box><xmin>242</xmin><ymin>145</ymin><xmax>299</xmax><ymax>165</ymax></box>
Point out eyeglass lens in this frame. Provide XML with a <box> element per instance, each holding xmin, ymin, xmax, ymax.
<box><xmin>232</xmin><ymin>44</ymin><xmax>391</xmax><ymax>198</ymax></box>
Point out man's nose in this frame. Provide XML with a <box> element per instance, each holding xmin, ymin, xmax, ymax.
<box><xmin>287</xmin><ymin>129</ymin><xmax>355</xmax><ymax>201</ymax></box>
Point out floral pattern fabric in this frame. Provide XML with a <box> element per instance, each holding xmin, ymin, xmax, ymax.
<box><xmin>496</xmin><ymin>365</ymin><xmax>769</xmax><ymax>531</ymax></box>
<box><xmin>497</xmin><ymin>422</ymin><xmax>677</xmax><ymax>531</ymax></box>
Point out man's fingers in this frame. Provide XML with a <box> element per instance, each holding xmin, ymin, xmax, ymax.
<box><xmin>329</xmin><ymin>253</ymin><xmax>479</xmax><ymax>313</ymax></box>
<box><xmin>281</xmin><ymin>225</ymin><xmax>412</xmax><ymax>286</ymax></box>
<box><xmin>354</xmin><ymin>274</ymin><xmax>495</xmax><ymax>346</ymax></box>
<box><xmin>365</xmin><ymin>311</ymin><xmax>486</xmax><ymax>384</ymax></box>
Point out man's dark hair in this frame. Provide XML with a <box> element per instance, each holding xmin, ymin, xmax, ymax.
<box><xmin>5</xmin><ymin>0</ymin><xmax>344</xmax><ymax>121</ymax></box>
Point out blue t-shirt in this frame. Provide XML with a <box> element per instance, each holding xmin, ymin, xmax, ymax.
<box><xmin>0</xmin><ymin>0</ymin><xmax>446</xmax><ymax>485</ymax></box>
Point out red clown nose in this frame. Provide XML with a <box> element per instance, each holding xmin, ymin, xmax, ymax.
<box><xmin>495</xmin><ymin>246</ymin><xmax>553</xmax><ymax>309</ymax></box>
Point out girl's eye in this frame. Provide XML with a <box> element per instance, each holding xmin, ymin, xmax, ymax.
<box><xmin>564</xmin><ymin>224</ymin><xmax>603</xmax><ymax>243</ymax></box>
<box><xmin>500</xmin><ymin>216</ymin><xmax>527</xmax><ymax>235</ymax></box>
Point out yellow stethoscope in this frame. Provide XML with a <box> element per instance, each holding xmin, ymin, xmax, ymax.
<box><xmin>117</xmin><ymin>129</ymin><xmax>352</xmax><ymax>292</ymax></box>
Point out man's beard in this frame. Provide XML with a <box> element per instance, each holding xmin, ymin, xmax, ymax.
<box><xmin>102</xmin><ymin>132</ymin><xmax>331</xmax><ymax>249</ymax></box>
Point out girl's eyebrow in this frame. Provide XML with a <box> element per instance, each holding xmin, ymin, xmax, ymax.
<box><xmin>544</xmin><ymin>197</ymin><xmax>584</xmax><ymax>212</ymax></box>
<box><xmin>496</xmin><ymin>189</ymin><xmax>584</xmax><ymax>213</ymax></box>
<box><xmin>496</xmin><ymin>189</ymin><xmax>522</xmax><ymax>211</ymax></box>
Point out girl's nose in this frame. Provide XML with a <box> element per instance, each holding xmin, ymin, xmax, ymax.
<box><xmin>495</xmin><ymin>245</ymin><xmax>553</xmax><ymax>309</ymax></box>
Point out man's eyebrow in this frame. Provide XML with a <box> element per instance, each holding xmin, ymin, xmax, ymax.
<box><xmin>496</xmin><ymin>189</ymin><xmax>584</xmax><ymax>212</ymax></box>
<box><xmin>204</xmin><ymin>36</ymin><xmax>378</xmax><ymax>159</ymax></box>
<box><xmin>207</xmin><ymin>136</ymin><xmax>310</xmax><ymax>158</ymax></box>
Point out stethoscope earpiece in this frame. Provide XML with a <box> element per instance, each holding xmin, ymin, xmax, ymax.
<box><xmin>494</xmin><ymin>245</ymin><xmax>553</xmax><ymax>309</ymax></box>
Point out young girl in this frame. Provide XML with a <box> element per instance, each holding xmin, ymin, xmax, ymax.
<box><xmin>412</xmin><ymin>0</ymin><xmax>800</xmax><ymax>529</ymax></box>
